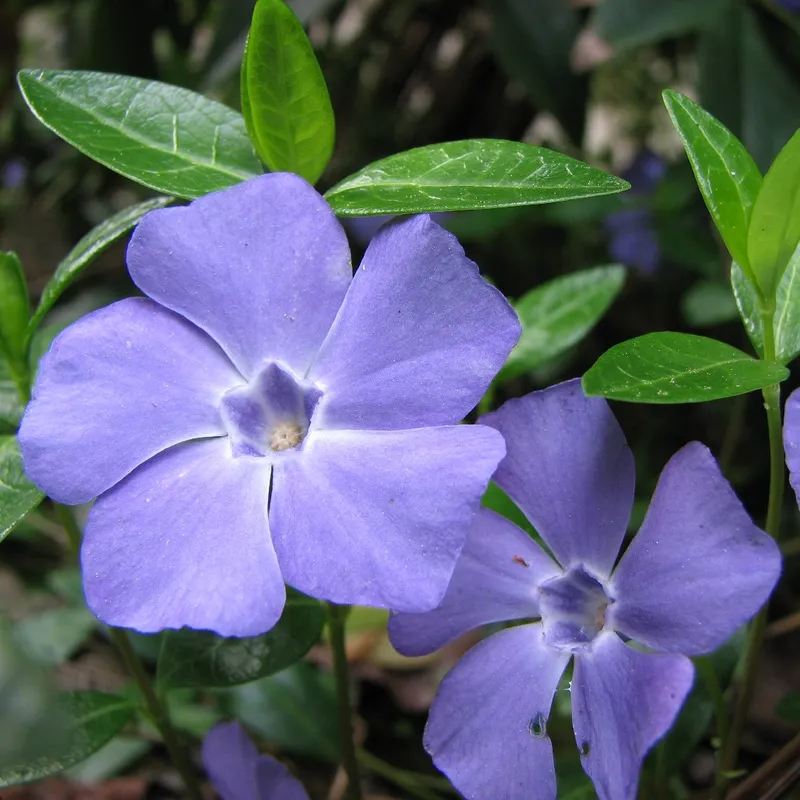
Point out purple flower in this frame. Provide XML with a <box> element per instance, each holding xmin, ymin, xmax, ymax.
<box><xmin>784</xmin><ymin>389</ymin><xmax>800</xmax><ymax>500</ymax></box>
<box><xmin>776</xmin><ymin>0</ymin><xmax>800</xmax><ymax>11</ymax></box>
<box><xmin>19</xmin><ymin>173</ymin><xmax>519</xmax><ymax>636</ymax></box>
<box><xmin>604</xmin><ymin>149</ymin><xmax>665</xmax><ymax>274</ymax></box>
<box><xmin>390</xmin><ymin>380</ymin><xmax>780</xmax><ymax>800</ymax></box>
<box><xmin>202</xmin><ymin>721</ymin><xmax>309</xmax><ymax>800</ymax></box>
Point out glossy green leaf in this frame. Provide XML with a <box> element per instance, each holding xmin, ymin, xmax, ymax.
<box><xmin>14</xmin><ymin>608</ymin><xmax>97</xmax><ymax>667</ymax></box>
<box><xmin>498</xmin><ymin>265</ymin><xmax>625</xmax><ymax>383</ymax></box>
<box><xmin>0</xmin><ymin>360</ymin><xmax>24</xmax><ymax>432</ymax></box>
<box><xmin>731</xmin><ymin>261</ymin><xmax>763</xmax><ymax>357</ymax></box>
<box><xmin>732</xmin><ymin>245</ymin><xmax>800</xmax><ymax>365</ymax></box>
<box><xmin>17</xmin><ymin>69</ymin><xmax>260</xmax><ymax>199</ymax></box>
<box><xmin>0</xmin><ymin>436</ymin><xmax>44</xmax><ymax>544</ymax></box>
<box><xmin>26</xmin><ymin>196</ymin><xmax>173</xmax><ymax>338</ymax></box>
<box><xmin>229</xmin><ymin>662</ymin><xmax>338</xmax><ymax>761</ymax></box>
<box><xmin>582</xmin><ymin>332</ymin><xmax>788</xmax><ymax>404</ymax></box>
<box><xmin>0</xmin><ymin>692</ymin><xmax>135</xmax><ymax>787</ymax></box>
<box><xmin>590</xmin><ymin>0</ymin><xmax>729</xmax><ymax>52</ymax></box>
<box><xmin>157</xmin><ymin>591</ymin><xmax>324</xmax><ymax>690</ymax></box>
<box><xmin>774</xmin><ymin>241</ymin><xmax>800</xmax><ymax>364</ymax></box>
<box><xmin>325</xmin><ymin>139</ymin><xmax>630</xmax><ymax>216</ymax></box>
<box><xmin>663</xmin><ymin>90</ymin><xmax>762</xmax><ymax>276</ymax></box>
<box><xmin>747</xmin><ymin>129</ymin><xmax>800</xmax><ymax>299</ymax></box>
<box><xmin>243</xmin><ymin>0</ymin><xmax>335</xmax><ymax>183</ymax></box>
<box><xmin>0</xmin><ymin>252</ymin><xmax>30</xmax><ymax>363</ymax></box>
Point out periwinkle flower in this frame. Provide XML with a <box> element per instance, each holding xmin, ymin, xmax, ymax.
<box><xmin>604</xmin><ymin>149</ymin><xmax>665</xmax><ymax>274</ymax></box>
<box><xmin>784</xmin><ymin>388</ymin><xmax>800</xmax><ymax>500</ymax></box>
<box><xmin>202</xmin><ymin>721</ymin><xmax>308</xmax><ymax>800</ymax></box>
<box><xmin>19</xmin><ymin>173</ymin><xmax>520</xmax><ymax>637</ymax></box>
<box><xmin>390</xmin><ymin>380</ymin><xmax>780</xmax><ymax>800</ymax></box>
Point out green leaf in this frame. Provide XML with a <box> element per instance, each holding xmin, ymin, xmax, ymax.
<box><xmin>582</xmin><ymin>332</ymin><xmax>788</xmax><ymax>403</ymax></box>
<box><xmin>682</xmin><ymin>281</ymin><xmax>738</xmax><ymax>328</ymax></box>
<box><xmin>14</xmin><ymin>608</ymin><xmax>97</xmax><ymax>667</ymax></box>
<box><xmin>0</xmin><ymin>436</ymin><xmax>44</xmax><ymax>544</ymax></box>
<box><xmin>324</xmin><ymin>139</ymin><xmax>630</xmax><ymax>216</ymax></box>
<box><xmin>17</xmin><ymin>69</ymin><xmax>260</xmax><ymax>200</ymax></box>
<box><xmin>731</xmin><ymin>261</ymin><xmax>763</xmax><ymax>357</ymax></box>
<box><xmin>498</xmin><ymin>265</ymin><xmax>625</xmax><ymax>382</ymax></box>
<box><xmin>0</xmin><ymin>252</ymin><xmax>30</xmax><ymax>363</ymax></box>
<box><xmin>490</xmin><ymin>0</ymin><xmax>586</xmax><ymax>143</ymax></box>
<box><xmin>774</xmin><ymin>241</ymin><xmax>800</xmax><ymax>364</ymax></box>
<box><xmin>663</xmin><ymin>90</ymin><xmax>762</xmax><ymax>276</ymax></box>
<box><xmin>590</xmin><ymin>0</ymin><xmax>729</xmax><ymax>52</ymax></box>
<box><xmin>732</xmin><ymin>244</ymin><xmax>800</xmax><ymax>365</ymax></box>
<box><xmin>0</xmin><ymin>360</ymin><xmax>24</xmax><ymax>432</ymax></box>
<box><xmin>158</xmin><ymin>591</ymin><xmax>324</xmax><ymax>690</ymax></box>
<box><xmin>26</xmin><ymin>197</ymin><xmax>174</xmax><ymax>338</ymax></box>
<box><xmin>229</xmin><ymin>661</ymin><xmax>338</xmax><ymax>761</ymax></box>
<box><xmin>747</xmin><ymin>129</ymin><xmax>800</xmax><ymax>299</ymax></box>
<box><xmin>243</xmin><ymin>0</ymin><xmax>335</xmax><ymax>184</ymax></box>
<box><xmin>0</xmin><ymin>692</ymin><xmax>135</xmax><ymax>787</ymax></box>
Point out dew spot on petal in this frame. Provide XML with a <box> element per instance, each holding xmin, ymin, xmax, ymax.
<box><xmin>580</xmin><ymin>740</ymin><xmax>591</xmax><ymax>757</ymax></box>
<box><xmin>527</xmin><ymin>712</ymin><xmax>547</xmax><ymax>739</ymax></box>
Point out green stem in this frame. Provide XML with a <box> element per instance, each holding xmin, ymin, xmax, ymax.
<box><xmin>55</xmin><ymin>503</ymin><xmax>203</xmax><ymax>800</ymax></box>
<box><xmin>327</xmin><ymin>602</ymin><xmax>363</xmax><ymax>800</ymax></box>
<box><xmin>7</xmin><ymin>355</ymin><xmax>31</xmax><ymax>405</ymax></box>
<box><xmin>717</xmin><ymin>306</ymin><xmax>785</xmax><ymax>793</ymax></box>
<box><xmin>55</xmin><ymin>503</ymin><xmax>82</xmax><ymax>555</ymax></box>
<box><xmin>108</xmin><ymin>628</ymin><xmax>202</xmax><ymax>800</ymax></box>
<box><xmin>357</xmin><ymin>749</ymin><xmax>445</xmax><ymax>800</ymax></box>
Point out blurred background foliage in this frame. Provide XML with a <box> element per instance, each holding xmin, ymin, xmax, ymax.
<box><xmin>2</xmin><ymin>0</ymin><xmax>800</xmax><ymax>797</ymax></box>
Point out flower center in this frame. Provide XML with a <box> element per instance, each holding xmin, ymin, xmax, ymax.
<box><xmin>219</xmin><ymin>362</ymin><xmax>322</xmax><ymax>458</ymax></box>
<box><xmin>538</xmin><ymin>565</ymin><xmax>613</xmax><ymax>653</ymax></box>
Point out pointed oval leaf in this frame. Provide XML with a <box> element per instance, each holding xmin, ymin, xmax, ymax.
<box><xmin>244</xmin><ymin>0</ymin><xmax>335</xmax><ymax>183</ymax></box>
<box><xmin>498</xmin><ymin>265</ymin><xmax>626</xmax><ymax>382</ymax></box>
<box><xmin>773</xmin><ymin>241</ymin><xmax>800</xmax><ymax>364</ymax></box>
<box><xmin>0</xmin><ymin>692</ymin><xmax>135</xmax><ymax>787</ymax></box>
<box><xmin>0</xmin><ymin>436</ymin><xmax>44</xmax><ymax>543</ymax></box>
<box><xmin>17</xmin><ymin>70</ymin><xmax>260</xmax><ymax>199</ymax></box>
<box><xmin>0</xmin><ymin>361</ymin><xmax>24</xmax><ymax>432</ymax></box>
<box><xmin>732</xmin><ymin>244</ymin><xmax>800</xmax><ymax>365</ymax></box>
<box><xmin>324</xmin><ymin>139</ymin><xmax>630</xmax><ymax>215</ymax></box>
<box><xmin>0</xmin><ymin>252</ymin><xmax>30</xmax><ymax>363</ymax></box>
<box><xmin>26</xmin><ymin>196</ymin><xmax>174</xmax><ymax>338</ymax></box>
<box><xmin>747</xmin><ymin>129</ymin><xmax>800</xmax><ymax>299</ymax></box>
<box><xmin>230</xmin><ymin>662</ymin><xmax>339</xmax><ymax>761</ymax></box>
<box><xmin>157</xmin><ymin>591</ymin><xmax>325</xmax><ymax>690</ymax></box>
<box><xmin>731</xmin><ymin>261</ymin><xmax>764</xmax><ymax>357</ymax></box>
<box><xmin>582</xmin><ymin>332</ymin><xmax>788</xmax><ymax>403</ymax></box>
<box><xmin>662</xmin><ymin>90</ymin><xmax>762</xmax><ymax>276</ymax></box>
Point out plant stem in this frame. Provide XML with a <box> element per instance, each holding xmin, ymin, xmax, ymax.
<box><xmin>326</xmin><ymin>602</ymin><xmax>363</xmax><ymax>800</ymax></box>
<box><xmin>108</xmin><ymin>628</ymin><xmax>202</xmax><ymax>800</ymax></box>
<box><xmin>357</xmin><ymin>749</ymin><xmax>445</xmax><ymax>800</ymax></box>
<box><xmin>717</xmin><ymin>307</ymin><xmax>785</xmax><ymax>793</ymax></box>
<box><xmin>55</xmin><ymin>503</ymin><xmax>202</xmax><ymax>800</ymax></box>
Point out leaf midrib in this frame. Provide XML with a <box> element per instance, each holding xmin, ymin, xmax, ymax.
<box><xmin>22</xmin><ymin>75</ymin><xmax>255</xmax><ymax>182</ymax></box>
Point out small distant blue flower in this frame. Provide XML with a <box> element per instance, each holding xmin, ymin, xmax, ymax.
<box><xmin>202</xmin><ymin>721</ymin><xmax>309</xmax><ymax>800</ymax></box>
<box><xmin>390</xmin><ymin>379</ymin><xmax>780</xmax><ymax>800</ymax></box>
<box><xmin>604</xmin><ymin>149</ymin><xmax>665</xmax><ymax>274</ymax></box>
<box><xmin>775</xmin><ymin>0</ymin><xmax>800</xmax><ymax>11</ymax></box>
<box><xmin>2</xmin><ymin>160</ymin><xmax>26</xmax><ymax>189</ymax></box>
<box><xmin>19</xmin><ymin>173</ymin><xmax>519</xmax><ymax>637</ymax></box>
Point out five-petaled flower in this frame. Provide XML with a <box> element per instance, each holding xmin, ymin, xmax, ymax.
<box><xmin>390</xmin><ymin>379</ymin><xmax>781</xmax><ymax>800</ymax></box>
<box><xmin>19</xmin><ymin>173</ymin><xmax>520</xmax><ymax>637</ymax></box>
<box><xmin>202</xmin><ymin>721</ymin><xmax>309</xmax><ymax>800</ymax></box>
